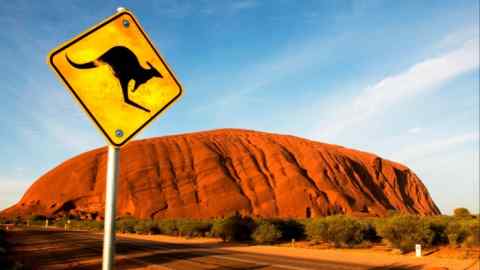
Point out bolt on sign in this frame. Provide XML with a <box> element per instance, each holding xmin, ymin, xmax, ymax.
<box><xmin>48</xmin><ymin>10</ymin><xmax>182</xmax><ymax>147</ymax></box>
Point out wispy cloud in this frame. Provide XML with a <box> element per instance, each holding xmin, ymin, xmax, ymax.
<box><xmin>311</xmin><ymin>38</ymin><xmax>479</xmax><ymax>140</ymax></box>
<box><xmin>230</xmin><ymin>0</ymin><xmax>258</xmax><ymax>10</ymax></box>
<box><xmin>394</xmin><ymin>132</ymin><xmax>479</xmax><ymax>162</ymax></box>
<box><xmin>408</xmin><ymin>127</ymin><xmax>423</xmax><ymax>134</ymax></box>
<box><xmin>195</xmin><ymin>33</ymin><xmax>343</xmax><ymax>113</ymax></box>
<box><xmin>435</xmin><ymin>25</ymin><xmax>479</xmax><ymax>51</ymax></box>
<box><xmin>155</xmin><ymin>1</ymin><xmax>259</xmax><ymax>18</ymax></box>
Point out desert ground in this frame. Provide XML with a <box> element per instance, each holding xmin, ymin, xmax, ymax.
<box><xmin>4</xmin><ymin>227</ymin><xmax>478</xmax><ymax>270</ymax></box>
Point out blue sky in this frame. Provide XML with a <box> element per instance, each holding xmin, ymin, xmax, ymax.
<box><xmin>0</xmin><ymin>0</ymin><xmax>478</xmax><ymax>214</ymax></box>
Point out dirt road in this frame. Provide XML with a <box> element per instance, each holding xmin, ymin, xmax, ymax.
<box><xmin>4</xmin><ymin>229</ymin><xmax>478</xmax><ymax>270</ymax></box>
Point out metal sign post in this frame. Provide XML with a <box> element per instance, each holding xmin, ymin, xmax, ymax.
<box><xmin>46</xmin><ymin>7</ymin><xmax>183</xmax><ymax>270</ymax></box>
<box><xmin>102</xmin><ymin>145</ymin><xmax>120</xmax><ymax>270</ymax></box>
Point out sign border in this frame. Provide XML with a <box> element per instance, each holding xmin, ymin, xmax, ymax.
<box><xmin>47</xmin><ymin>11</ymin><xmax>183</xmax><ymax>147</ymax></box>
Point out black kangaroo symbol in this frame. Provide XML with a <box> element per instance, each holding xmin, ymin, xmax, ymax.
<box><xmin>66</xmin><ymin>46</ymin><xmax>163</xmax><ymax>113</ymax></box>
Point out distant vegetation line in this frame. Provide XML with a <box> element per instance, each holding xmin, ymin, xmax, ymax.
<box><xmin>2</xmin><ymin>208</ymin><xmax>478</xmax><ymax>253</ymax></box>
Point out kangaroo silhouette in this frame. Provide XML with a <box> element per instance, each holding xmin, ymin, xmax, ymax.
<box><xmin>66</xmin><ymin>46</ymin><xmax>163</xmax><ymax>113</ymax></box>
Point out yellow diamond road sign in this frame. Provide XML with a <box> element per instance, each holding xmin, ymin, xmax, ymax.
<box><xmin>48</xmin><ymin>10</ymin><xmax>182</xmax><ymax>147</ymax></box>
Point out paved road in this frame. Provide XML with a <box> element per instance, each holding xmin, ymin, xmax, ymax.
<box><xmin>5</xmin><ymin>229</ymin><xmax>416</xmax><ymax>270</ymax></box>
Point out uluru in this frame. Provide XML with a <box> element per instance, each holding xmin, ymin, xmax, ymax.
<box><xmin>1</xmin><ymin>129</ymin><xmax>440</xmax><ymax>219</ymax></box>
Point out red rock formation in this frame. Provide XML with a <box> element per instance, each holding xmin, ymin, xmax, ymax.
<box><xmin>1</xmin><ymin>129</ymin><xmax>440</xmax><ymax>219</ymax></box>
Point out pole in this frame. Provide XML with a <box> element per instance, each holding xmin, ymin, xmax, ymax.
<box><xmin>102</xmin><ymin>145</ymin><xmax>120</xmax><ymax>270</ymax></box>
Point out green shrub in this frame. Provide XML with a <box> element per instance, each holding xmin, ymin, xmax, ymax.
<box><xmin>176</xmin><ymin>219</ymin><xmax>212</xmax><ymax>237</ymax></box>
<box><xmin>87</xmin><ymin>220</ymin><xmax>104</xmax><ymax>231</ymax></box>
<box><xmin>305</xmin><ymin>216</ymin><xmax>365</xmax><ymax>247</ymax></box>
<box><xmin>275</xmin><ymin>219</ymin><xmax>305</xmax><ymax>241</ymax></box>
<box><xmin>211</xmin><ymin>214</ymin><xmax>254</xmax><ymax>242</ymax></box>
<box><xmin>134</xmin><ymin>222</ymin><xmax>146</xmax><ymax>234</ymax></box>
<box><xmin>116</xmin><ymin>218</ymin><xmax>137</xmax><ymax>233</ymax></box>
<box><xmin>305</xmin><ymin>218</ymin><xmax>328</xmax><ymax>244</ymax></box>
<box><xmin>453</xmin><ymin>208</ymin><xmax>471</xmax><ymax>218</ymax></box>
<box><xmin>252</xmin><ymin>221</ymin><xmax>282</xmax><ymax>244</ymax></box>
<box><xmin>426</xmin><ymin>216</ymin><xmax>451</xmax><ymax>245</ymax></box>
<box><xmin>14</xmin><ymin>216</ymin><xmax>23</xmax><ymax>226</ymax></box>
<box><xmin>377</xmin><ymin>215</ymin><xmax>434</xmax><ymax>253</ymax></box>
<box><xmin>146</xmin><ymin>220</ymin><xmax>160</xmax><ymax>234</ymax></box>
<box><xmin>134</xmin><ymin>220</ymin><xmax>155</xmax><ymax>234</ymax></box>
<box><xmin>445</xmin><ymin>220</ymin><xmax>468</xmax><ymax>246</ymax></box>
<box><xmin>359</xmin><ymin>219</ymin><xmax>381</xmax><ymax>243</ymax></box>
<box><xmin>464</xmin><ymin>219</ymin><xmax>480</xmax><ymax>247</ymax></box>
<box><xmin>157</xmin><ymin>219</ymin><xmax>178</xmax><ymax>235</ymax></box>
<box><xmin>29</xmin><ymin>214</ymin><xmax>46</xmax><ymax>222</ymax></box>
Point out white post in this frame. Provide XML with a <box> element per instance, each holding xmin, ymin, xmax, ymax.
<box><xmin>102</xmin><ymin>145</ymin><xmax>120</xmax><ymax>270</ymax></box>
<box><xmin>415</xmin><ymin>244</ymin><xmax>422</xmax><ymax>257</ymax></box>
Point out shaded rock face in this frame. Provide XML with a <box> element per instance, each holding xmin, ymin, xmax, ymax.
<box><xmin>2</xmin><ymin>129</ymin><xmax>440</xmax><ymax>219</ymax></box>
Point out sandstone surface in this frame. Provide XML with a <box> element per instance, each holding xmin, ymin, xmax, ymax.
<box><xmin>1</xmin><ymin>129</ymin><xmax>441</xmax><ymax>219</ymax></box>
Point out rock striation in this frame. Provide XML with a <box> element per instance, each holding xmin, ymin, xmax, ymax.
<box><xmin>1</xmin><ymin>129</ymin><xmax>440</xmax><ymax>219</ymax></box>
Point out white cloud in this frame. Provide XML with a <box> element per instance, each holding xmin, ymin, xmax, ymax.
<box><xmin>194</xmin><ymin>33</ymin><xmax>341</xmax><ymax>114</ymax></box>
<box><xmin>311</xmin><ymin>38</ymin><xmax>479</xmax><ymax>140</ymax></box>
<box><xmin>436</xmin><ymin>26</ymin><xmax>479</xmax><ymax>51</ymax></box>
<box><xmin>391</xmin><ymin>133</ymin><xmax>479</xmax><ymax>214</ymax></box>
<box><xmin>408</xmin><ymin>127</ymin><xmax>423</xmax><ymax>134</ymax></box>
<box><xmin>231</xmin><ymin>0</ymin><xmax>258</xmax><ymax>10</ymax></box>
<box><xmin>394</xmin><ymin>132</ymin><xmax>479</xmax><ymax>163</ymax></box>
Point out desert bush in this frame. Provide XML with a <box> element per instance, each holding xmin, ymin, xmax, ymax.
<box><xmin>463</xmin><ymin>219</ymin><xmax>480</xmax><ymax>247</ymax></box>
<box><xmin>305</xmin><ymin>216</ymin><xmax>365</xmax><ymax>247</ymax></box>
<box><xmin>53</xmin><ymin>217</ymin><xmax>67</xmax><ymax>227</ymax></box>
<box><xmin>134</xmin><ymin>220</ymin><xmax>158</xmax><ymax>234</ymax></box>
<box><xmin>425</xmin><ymin>216</ymin><xmax>451</xmax><ymax>245</ymax></box>
<box><xmin>453</xmin><ymin>208</ymin><xmax>471</xmax><ymax>218</ymax></box>
<box><xmin>28</xmin><ymin>214</ymin><xmax>46</xmax><ymax>222</ymax></box>
<box><xmin>445</xmin><ymin>220</ymin><xmax>468</xmax><ymax>246</ymax></box>
<box><xmin>252</xmin><ymin>221</ymin><xmax>282</xmax><ymax>244</ymax></box>
<box><xmin>377</xmin><ymin>215</ymin><xmax>434</xmax><ymax>253</ymax></box>
<box><xmin>274</xmin><ymin>219</ymin><xmax>305</xmax><ymax>241</ymax></box>
<box><xmin>157</xmin><ymin>219</ymin><xmax>178</xmax><ymax>235</ymax></box>
<box><xmin>325</xmin><ymin>216</ymin><xmax>365</xmax><ymax>247</ymax></box>
<box><xmin>211</xmin><ymin>214</ymin><xmax>254</xmax><ymax>242</ymax></box>
<box><xmin>176</xmin><ymin>219</ymin><xmax>212</xmax><ymax>237</ymax></box>
<box><xmin>86</xmin><ymin>220</ymin><xmax>104</xmax><ymax>231</ymax></box>
<box><xmin>146</xmin><ymin>220</ymin><xmax>161</xmax><ymax>234</ymax></box>
<box><xmin>359</xmin><ymin>219</ymin><xmax>381</xmax><ymax>243</ymax></box>
<box><xmin>134</xmin><ymin>221</ymin><xmax>147</xmax><ymax>234</ymax></box>
<box><xmin>305</xmin><ymin>218</ymin><xmax>328</xmax><ymax>243</ymax></box>
<box><xmin>14</xmin><ymin>216</ymin><xmax>23</xmax><ymax>226</ymax></box>
<box><xmin>64</xmin><ymin>220</ymin><xmax>103</xmax><ymax>231</ymax></box>
<box><xmin>116</xmin><ymin>218</ymin><xmax>137</xmax><ymax>233</ymax></box>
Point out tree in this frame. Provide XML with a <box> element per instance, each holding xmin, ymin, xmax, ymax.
<box><xmin>453</xmin><ymin>208</ymin><xmax>471</xmax><ymax>218</ymax></box>
<box><xmin>252</xmin><ymin>221</ymin><xmax>282</xmax><ymax>244</ymax></box>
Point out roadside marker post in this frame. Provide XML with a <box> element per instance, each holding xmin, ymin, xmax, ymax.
<box><xmin>46</xmin><ymin>7</ymin><xmax>183</xmax><ymax>270</ymax></box>
<box><xmin>415</xmin><ymin>244</ymin><xmax>422</xmax><ymax>257</ymax></box>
